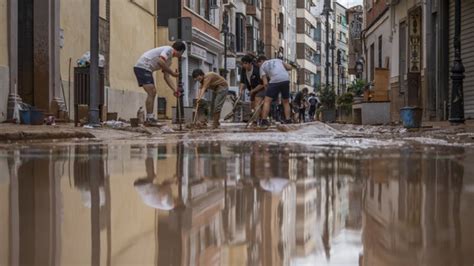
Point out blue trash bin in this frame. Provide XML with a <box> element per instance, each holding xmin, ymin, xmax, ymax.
<box><xmin>400</xmin><ymin>107</ymin><xmax>422</xmax><ymax>128</ymax></box>
<box><xmin>20</xmin><ymin>110</ymin><xmax>31</xmax><ymax>125</ymax></box>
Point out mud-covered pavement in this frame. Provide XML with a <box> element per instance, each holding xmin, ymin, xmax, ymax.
<box><xmin>2</xmin><ymin>121</ymin><xmax>474</xmax><ymax>148</ymax></box>
<box><xmin>1</xmin><ymin>134</ymin><xmax>474</xmax><ymax>265</ymax></box>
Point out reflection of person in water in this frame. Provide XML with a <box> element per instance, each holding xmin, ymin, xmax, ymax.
<box><xmin>133</xmin><ymin>156</ymin><xmax>180</xmax><ymax>211</ymax></box>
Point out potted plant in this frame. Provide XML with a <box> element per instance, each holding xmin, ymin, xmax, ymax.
<box><xmin>318</xmin><ymin>85</ymin><xmax>336</xmax><ymax>123</ymax></box>
<box><xmin>336</xmin><ymin>92</ymin><xmax>354</xmax><ymax>123</ymax></box>
<box><xmin>347</xmin><ymin>79</ymin><xmax>366</xmax><ymax>103</ymax></box>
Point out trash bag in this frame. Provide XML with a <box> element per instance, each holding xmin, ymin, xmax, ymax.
<box><xmin>77</xmin><ymin>51</ymin><xmax>106</xmax><ymax>68</ymax></box>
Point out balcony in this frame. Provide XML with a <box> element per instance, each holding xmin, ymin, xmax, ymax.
<box><xmin>246</xmin><ymin>4</ymin><xmax>261</xmax><ymax>20</ymax></box>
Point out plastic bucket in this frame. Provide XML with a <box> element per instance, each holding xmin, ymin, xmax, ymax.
<box><xmin>400</xmin><ymin>107</ymin><xmax>422</xmax><ymax>128</ymax></box>
<box><xmin>30</xmin><ymin>110</ymin><xmax>45</xmax><ymax>125</ymax></box>
<box><xmin>20</xmin><ymin>110</ymin><xmax>31</xmax><ymax>125</ymax></box>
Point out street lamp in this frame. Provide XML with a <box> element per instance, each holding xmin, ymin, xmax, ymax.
<box><xmin>355</xmin><ymin>59</ymin><xmax>363</xmax><ymax>79</ymax></box>
<box><xmin>321</xmin><ymin>0</ymin><xmax>333</xmax><ymax>87</ymax></box>
<box><xmin>450</xmin><ymin>0</ymin><xmax>465</xmax><ymax>124</ymax></box>
<box><xmin>221</xmin><ymin>10</ymin><xmax>229</xmax><ymax>78</ymax></box>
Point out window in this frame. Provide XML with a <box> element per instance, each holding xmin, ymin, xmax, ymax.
<box><xmin>186</xmin><ymin>0</ymin><xmax>215</xmax><ymax>23</ymax></box>
<box><xmin>244</xmin><ymin>0</ymin><xmax>262</xmax><ymax>9</ymax></box>
<box><xmin>278</xmin><ymin>13</ymin><xmax>284</xmax><ymax>34</ymax></box>
<box><xmin>315</xmin><ymin>53</ymin><xmax>321</xmax><ymax>65</ymax></box>
<box><xmin>304</xmin><ymin>45</ymin><xmax>317</xmax><ymax>65</ymax></box>
<box><xmin>341</xmin><ymin>32</ymin><xmax>347</xmax><ymax>43</ymax></box>
<box><xmin>337</xmin><ymin>15</ymin><xmax>342</xmax><ymax>24</ymax></box>
<box><xmin>314</xmin><ymin>22</ymin><xmax>322</xmax><ymax>42</ymax></box>
<box><xmin>236</xmin><ymin>14</ymin><xmax>245</xmax><ymax>53</ymax></box>
<box><xmin>304</xmin><ymin>21</ymin><xmax>315</xmax><ymax>38</ymax></box>
<box><xmin>370</xmin><ymin>43</ymin><xmax>375</xmax><ymax>81</ymax></box>
<box><xmin>246</xmin><ymin>16</ymin><xmax>260</xmax><ymax>52</ymax></box>
<box><xmin>378</xmin><ymin>35</ymin><xmax>383</xmax><ymax>67</ymax></box>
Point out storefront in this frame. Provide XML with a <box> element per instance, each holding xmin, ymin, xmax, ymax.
<box><xmin>181</xmin><ymin>28</ymin><xmax>223</xmax><ymax>107</ymax></box>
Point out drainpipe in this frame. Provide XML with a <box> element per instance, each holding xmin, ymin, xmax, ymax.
<box><xmin>89</xmin><ymin>0</ymin><xmax>100</xmax><ymax>125</ymax></box>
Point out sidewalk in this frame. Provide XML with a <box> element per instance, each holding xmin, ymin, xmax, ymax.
<box><xmin>328</xmin><ymin>120</ymin><xmax>474</xmax><ymax>144</ymax></box>
<box><xmin>0</xmin><ymin>123</ymin><xmax>161</xmax><ymax>142</ymax></box>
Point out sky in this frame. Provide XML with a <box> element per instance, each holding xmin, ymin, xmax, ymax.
<box><xmin>337</xmin><ymin>0</ymin><xmax>363</xmax><ymax>8</ymax></box>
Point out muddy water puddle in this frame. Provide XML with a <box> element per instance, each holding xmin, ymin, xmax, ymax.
<box><xmin>0</xmin><ymin>142</ymin><xmax>473</xmax><ymax>266</ymax></box>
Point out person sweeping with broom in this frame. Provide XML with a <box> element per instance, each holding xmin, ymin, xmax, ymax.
<box><xmin>192</xmin><ymin>69</ymin><xmax>229</xmax><ymax>129</ymax></box>
<box><xmin>239</xmin><ymin>55</ymin><xmax>265</xmax><ymax>126</ymax></box>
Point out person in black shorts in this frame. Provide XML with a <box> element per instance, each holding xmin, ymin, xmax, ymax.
<box><xmin>256</xmin><ymin>56</ymin><xmax>293</xmax><ymax>129</ymax></box>
<box><xmin>133</xmin><ymin>41</ymin><xmax>186</xmax><ymax>125</ymax></box>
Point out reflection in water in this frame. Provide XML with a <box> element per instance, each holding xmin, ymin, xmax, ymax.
<box><xmin>0</xmin><ymin>143</ymin><xmax>473</xmax><ymax>266</ymax></box>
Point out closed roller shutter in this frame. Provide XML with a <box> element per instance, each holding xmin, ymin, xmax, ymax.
<box><xmin>449</xmin><ymin>0</ymin><xmax>474</xmax><ymax>119</ymax></box>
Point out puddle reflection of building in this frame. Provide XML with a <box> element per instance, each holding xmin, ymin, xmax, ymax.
<box><xmin>4</xmin><ymin>145</ymin><xmax>110</xmax><ymax>266</ymax></box>
<box><xmin>361</xmin><ymin>149</ymin><xmax>474</xmax><ymax>266</ymax></box>
<box><xmin>155</xmin><ymin>143</ymin><xmax>226</xmax><ymax>266</ymax></box>
<box><xmin>72</xmin><ymin>145</ymin><xmax>110</xmax><ymax>266</ymax></box>
<box><xmin>152</xmin><ymin>142</ymin><xmax>303</xmax><ymax>266</ymax></box>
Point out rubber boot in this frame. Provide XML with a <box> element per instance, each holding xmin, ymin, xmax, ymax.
<box><xmin>212</xmin><ymin>113</ymin><xmax>221</xmax><ymax>129</ymax></box>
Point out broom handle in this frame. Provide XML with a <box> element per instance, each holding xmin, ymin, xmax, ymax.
<box><xmin>245</xmin><ymin>100</ymin><xmax>264</xmax><ymax>129</ymax></box>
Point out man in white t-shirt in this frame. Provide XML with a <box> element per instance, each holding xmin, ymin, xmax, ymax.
<box><xmin>134</xmin><ymin>41</ymin><xmax>186</xmax><ymax>124</ymax></box>
<box><xmin>256</xmin><ymin>55</ymin><xmax>293</xmax><ymax>129</ymax></box>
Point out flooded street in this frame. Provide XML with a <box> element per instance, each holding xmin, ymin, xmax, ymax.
<box><xmin>1</xmin><ymin>141</ymin><xmax>474</xmax><ymax>266</ymax></box>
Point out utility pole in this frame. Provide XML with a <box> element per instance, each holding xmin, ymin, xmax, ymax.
<box><xmin>337</xmin><ymin>49</ymin><xmax>341</xmax><ymax>94</ymax></box>
<box><xmin>322</xmin><ymin>0</ymin><xmax>332</xmax><ymax>87</ymax></box>
<box><xmin>331</xmin><ymin>30</ymin><xmax>336</xmax><ymax>89</ymax></box>
<box><xmin>176</xmin><ymin>1</ymin><xmax>184</xmax><ymax>130</ymax></box>
<box><xmin>89</xmin><ymin>0</ymin><xmax>100</xmax><ymax>125</ymax></box>
<box><xmin>450</xmin><ymin>0</ymin><xmax>465</xmax><ymax>124</ymax></box>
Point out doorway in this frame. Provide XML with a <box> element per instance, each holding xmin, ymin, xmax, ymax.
<box><xmin>17</xmin><ymin>0</ymin><xmax>35</xmax><ymax>105</ymax></box>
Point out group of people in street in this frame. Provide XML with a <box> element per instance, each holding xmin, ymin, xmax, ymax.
<box><xmin>291</xmin><ymin>88</ymin><xmax>320</xmax><ymax>123</ymax></box>
<box><xmin>133</xmin><ymin>41</ymin><xmax>320</xmax><ymax>130</ymax></box>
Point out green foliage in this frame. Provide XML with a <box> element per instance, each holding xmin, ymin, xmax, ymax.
<box><xmin>337</xmin><ymin>92</ymin><xmax>354</xmax><ymax>111</ymax></box>
<box><xmin>319</xmin><ymin>85</ymin><xmax>336</xmax><ymax>109</ymax></box>
<box><xmin>347</xmin><ymin>79</ymin><xmax>367</xmax><ymax>97</ymax></box>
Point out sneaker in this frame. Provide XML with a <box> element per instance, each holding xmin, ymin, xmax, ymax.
<box><xmin>282</xmin><ymin>119</ymin><xmax>292</xmax><ymax>124</ymax></box>
<box><xmin>259</xmin><ymin>119</ymin><xmax>270</xmax><ymax>130</ymax></box>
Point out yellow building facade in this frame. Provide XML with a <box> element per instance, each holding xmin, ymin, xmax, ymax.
<box><xmin>0</xmin><ymin>0</ymin><xmax>9</xmax><ymax>121</ymax></box>
<box><xmin>0</xmin><ymin>0</ymin><xmax>178</xmax><ymax>122</ymax></box>
<box><xmin>59</xmin><ymin>0</ymin><xmax>176</xmax><ymax>120</ymax></box>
